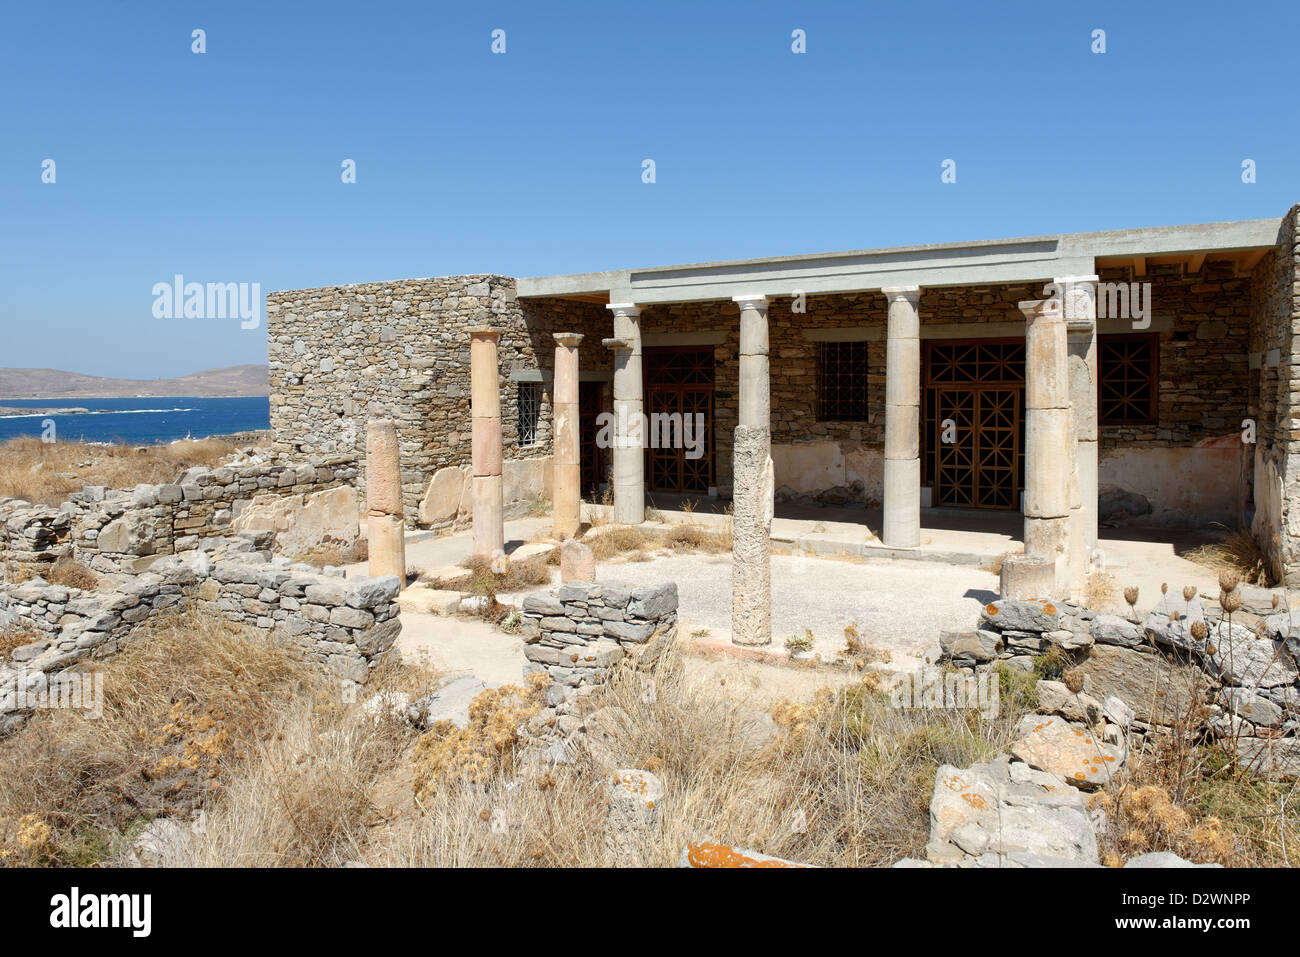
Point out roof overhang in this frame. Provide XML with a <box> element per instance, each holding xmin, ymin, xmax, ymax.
<box><xmin>515</xmin><ymin>216</ymin><xmax>1283</xmax><ymax>306</ymax></box>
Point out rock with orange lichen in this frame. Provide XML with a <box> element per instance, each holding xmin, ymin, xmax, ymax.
<box><xmin>926</xmin><ymin>755</ymin><xmax>1097</xmax><ymax>865</ymax></box>
<box><xmin>979</xmin><ymin>598</ymin><xmax>1061</xmax><ymax>634</ymax></box>
<box><xmin>1010</xmin><ymin>714</ymin><xmax>1125</xmax><ymax>791</ymax></box>
<box><xmin>605</xmin><ymin>769</ymin><xmax>665</xmax><ymax>867</ymax></box>
<box><xmin>677</xmin><ymin>842</ymin><xmax>814</xmax><ymax>868</ymax></box>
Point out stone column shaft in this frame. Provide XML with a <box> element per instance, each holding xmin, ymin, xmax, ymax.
<box><xmin>552</xmin><ymin>332</ymin><xmax>584</xmax><ymax>539</ymax></box>
<box><xmin>1012</xmin><ymin>295</ymin><xmax>1071</xmax><ymax>599</ymax></box>
<box><xmin>731</xmin><ymin>294</ymin><xmax>773</xmax><ymax>646</ymax></box>
<box><xmin>1060</xmin><ymin>275</ymin><xmax>1099</xmax><ymax>598</ymax></box>
<box><xmin>469</xmin><ymin>327</ymin><xmax>504</xmax><ymax>558</ymax></box>
<box><xmin>882</xmin><ymin>287</ymin><xmax>921</xmax><ymax>548</ymax></box>
<box><xmin>605</xmin><ymin>304</ymin><xmax>644</xmax><ymax>525</ymax></box>
<box><xmin>366</xmin><ymin>418</ymin><xmax>406</xmax><ymax>585</ymax></box>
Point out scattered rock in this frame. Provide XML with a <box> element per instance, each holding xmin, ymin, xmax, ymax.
<box><xmin>980</xmin><ymin>599</ymin><xmax>1062</xmax><ymax>633</ymax></box>
<box><xmin>406</xmin><ymin>674</ymin><xmax>487</xmax><ymax>730</ymax></box>
<box><xmin>1010</xmin><ymin>715</ymin><xmax>1124</xmax><ymax>790</ymax></box>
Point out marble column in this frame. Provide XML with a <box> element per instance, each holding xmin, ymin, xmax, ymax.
<box><xmin>882</xmin><ymin>286</ymin><xmax>922</xmax><ymax>548</ymax></box>
<box><xmin>1060</xmin><ymin>276</ymin><xmax>1099</xmax><ymax>598</ymax></box>
<box><xmin>469</xmin><ymin>327</ymin><xmax>504</xmax><ymax>558</ymax></box>
<box><xmin>366</xmin><ymin>418</ymin><xmax>406</xmax><ymax>585</ymax></box>
<box><xmin>1005</xmin><ymin>297</ymin><xmax>1071</xmax><ymax>600</ymax></box>
<box><xmin>551</xmin><ymin>332</ymin><xmax>584</xmax><ymax>539</ymax></box>
<box><xmin>604</xmin><ymin>303</ymin><xmax>645</xmax><ymax>525</ymax></box>
<box><xmin>731</xmin><ymin>294</ymin><xmax>773</xmax><ymax>646</ymax></box>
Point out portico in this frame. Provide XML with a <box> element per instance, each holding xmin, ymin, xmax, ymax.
<box><xmin>514</xmin><ymin>215</ymin><xmax>1286</xmax><ymax>639</ymax></box>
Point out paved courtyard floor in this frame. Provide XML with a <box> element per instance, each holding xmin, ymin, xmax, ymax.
<box><xmin>346</xmin><ymin>506</ymin><xmax>1237</xmax><ymax>685</ymax></box>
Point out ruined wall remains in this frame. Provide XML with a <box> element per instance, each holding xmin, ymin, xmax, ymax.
<box><xmin>0</xmin><ymin>536</ymin><xmax>402</xmax><ymax>735</ymax></box>
<box><xmin>520</xmin><ymin>581</ymin><xmax>678</xmax><ymax>720</ymax></box>
<box><xmin>0</xmin><ymin>458</ymin><xmax>358</xmax><ymax>576</ymax></box>
<box><xmin>1250</xmin><ymin>206</ymin><xmax>1300</xmax><ymax>583</ymax></box>
<box><xmin>267</xmin><ymin>278</ymin><xmax>609</xmax><ymax>526</ymax></box>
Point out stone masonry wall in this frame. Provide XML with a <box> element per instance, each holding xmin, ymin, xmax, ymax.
<box><xmin>1249</xmin><ymin>206</ymin><xmax>1300</xmax><ymax>582</ymax></box>
<box><xmin>520</xmin><ymin>581</ymin><xmax>678</xmax><ymax>719</ymax></box>
<box><xmin>0</xmin><ymin>536</ymin><xmax>402</xmax><ymax>735</ymax></box>
<box><xmin>267</xmin><ymin>278</ymin><xmax>610</xmax><ymax>525</ymax></box>
<box><xmin>638</xmin><ymin>277</ymin><xmax>1249</xmax><ymax>506</ymax></box>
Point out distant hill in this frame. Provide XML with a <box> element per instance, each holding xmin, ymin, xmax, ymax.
<box><xmin>0</xmin><ymin>365</ymin><xmax>269</xmax><ymax>399</ymax></box>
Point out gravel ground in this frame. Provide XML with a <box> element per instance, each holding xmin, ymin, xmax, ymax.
<box><xmin>589</xmin><ymin>551</ymin><xmax>999</xmax><ymax>661</ymax></box>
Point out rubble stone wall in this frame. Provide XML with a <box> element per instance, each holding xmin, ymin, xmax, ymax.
<box><xmin>0</xmin><ymin>458</ymin><xmax>358</xmax><ymax>576</ymax></box>
<box><xmin>0</xmin><ymin>538</ymin><xmax>402</xmax><ymax>735</ymax></box>
<box><xmin>266</xmin><ymin>277</ymin><xmax>610</xmax><ymax>525</ymax></box>
<box><xmin>520</xmin><ymin>581</ymin><xmax>678</xmax><ymax>719</ymax></box>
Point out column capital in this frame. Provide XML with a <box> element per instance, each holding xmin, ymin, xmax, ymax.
<box><xmin>606</xmin><ymin>302</ymin><xmax>642</xmax><ymax>319</ymax></box>
<box><xmin>1018</xmin><ymin>299</ymin><xmax>1061</xmax><ymax>321</ymax></box>
<box><xmin>553</xmin><ymin>332</ymin><xmax>584</xmax><ymax>347</ymax></box>
<box><xmin>467</xmin><ymin>326</ymin><xmax>501</xmax><ymax>341</ymax></box>
<box><xmin>732</xmin><ymin>294</ymin><xmax>769</xmax><ymax>310</ymax></box>
<box><xmin>602</xmin><ymin>337</ymin><xmax>632</xmax><ymax>352</ymax></box>
<box><xmin>881</xmin><ymin>286</ymin><xmax>921</xmax><ymax>303</ymax></box>
<box><xmin>1051</xmin><ymin>274</ymin><xmax>1100</xmax><ymax>287</ymax></box>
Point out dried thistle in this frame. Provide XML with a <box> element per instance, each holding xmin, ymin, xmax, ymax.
<box><xmin>1218</xmin><ymin>570</ymin><xmax>1240</xmax><ymax>593</ymax></box>
<box><xmin>1063</xmin><ymin>668</ymin><xmax>1085</xmax><ymax>694</ymax></box>
<box><xmin>1183</xmin><ymin>585</ymin><xmax>1197</xmax><ymax>602</ymax></box>
<box><xmin>1222</xmin><ymin>590</ymin><xmax>1242</xmax><ymax>614</ymax></box>
<box><xmin>1161</xmin><ymin>582</ymin><xmax>1168</xmax><ymax>595</ymax></box>
<box><xmin>1124</xmin><ymin>586</ymin><xmax>1139</xmax><ymax>608</ymax></box>
<box><xmin>1272</xmin><ymin>594</ymin><xmax>1280</xmax><ymax>609</ymax></box>
<box><xmin>1190</xmin><ymin>620</ymin><xmax>1208</xmax><ymax>641</ymax></box>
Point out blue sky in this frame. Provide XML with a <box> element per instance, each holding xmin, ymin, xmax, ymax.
<box><xmin>2</xmin><ymin>0</ymin><xmax>1297</xmax><ymax>379</ymax></box>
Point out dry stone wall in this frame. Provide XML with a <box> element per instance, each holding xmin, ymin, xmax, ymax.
<box><xmin>0</xmin><ymin>535</ymin><xmax>401</xmax><ymax>735</ymax></box>
<box><xmin>520</xmin><ymin>581</ymin><xmax>678</xmax><ymax>720</ymax></box>
<box><xmin>0</xmin><ymin>457</ymin><xmax>358</xmax><ymax>576</ymax></box>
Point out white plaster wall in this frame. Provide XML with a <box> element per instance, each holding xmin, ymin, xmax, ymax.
<box><xmin>1100</xmin><ymin>441</ymin><xmax>1244</xmax><ymax>527</ymax></box>
<box><xmin>770</xmin><ymin>441</ymin><xmax>883</xmax><ymax>502</ymax></box>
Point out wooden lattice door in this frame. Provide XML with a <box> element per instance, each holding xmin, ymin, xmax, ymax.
<box><xmin>644</xmin><ymin>347</ymin><xmax>714</xmax><ymax>493</ymax></box>
<box><xmin>924</xmin><ymin>339</ymin><xmax>1025</xmax><ymax>510</ymax></box>
<box><xmin>932</xmin><ymin>388</ymin><xmax>1022</xmax><ymax>509</ymax></box>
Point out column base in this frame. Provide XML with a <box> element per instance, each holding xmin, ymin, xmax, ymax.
<box><xmin>999</xmin><ymin>555</ymin><xmax>1056</xmax><ymax>601</ymax></box>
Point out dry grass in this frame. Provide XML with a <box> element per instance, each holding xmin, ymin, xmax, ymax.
<box><xmin>0</xmin><ymin>611</ymin><xmax>320</xmax><ymax>865</ymax></box>
<box><xmin>7</xmin><ymin>600</ymin><xmax>1290</xmax><ymax>868</ymax></box>
<box><xmin>586</xmin><ymin>521</ymin><xmax>733</xmax><ymax>563</ymax></box>
<box><xmin>462</xmin><ymin>554</ymin><xmax>552</xmax><ymax>594</ymax></box>
<box><xmin>192</xmin><ymin>637</ymin><xmax>1032</xmax><ymax>868</ymax></box>
<box><xmin>2</xmin><ymin>607</ymin><xmax>1034</xmax><ymax>867</ymax></box>
<box><xmin>0</xmin><ymin>437</ymin><xmax>246</xmax><ymax>506</ymax></box>
<box><xmin>0</xmin><ymin>627</ymin><xmax>45</xmax><ymax>662</ymax></box>
<box><xmin>44</xmin><ymin>556</ymin><xmax>99</xmax><ymax>590</ymax></box>
<box><xmin>1094</xmin><ymin>735</ymin><xmax>1299</xmax><ymax>867</ymax></box>
<box><xmin>1181</xmin><ymin>526</ymin><xmax>1274</xmax><ymax>587</ymax></box>
<box><xmin>1087</xmin><ymin>570</ymin><xmax>1118</xmax><ymax>611</ymax></box>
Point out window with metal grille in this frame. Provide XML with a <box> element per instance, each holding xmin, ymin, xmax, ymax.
<box><xmin>1098</xmin><ymin>333</ymin><xmax>1159</xmax><ymax>424</ymax></box>
<box><xmin>817</xmin><ymin>340</ymin><xmax>869</xmax><ymax>421</ymax></box>
<box><xmin>517</xmin><ymin>382</ymin><xmax>541</xmax><ymax>446</ymax></box>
